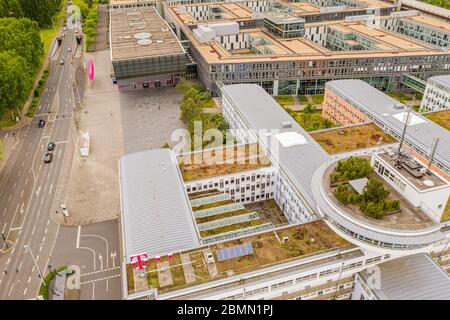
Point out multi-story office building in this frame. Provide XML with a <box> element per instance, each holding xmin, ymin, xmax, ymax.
<box><xmin>420</xmin><ymin>75</ymin><xmax>450</xmax><ymax>112</ymax></box>
<box><xmin>322</xmin><ymin>79</ymin><xmax>450</xmax><ymax>182</ymax></box>
<box><xmin>352</xmin><ymin>253</ymin><xmax>450</xmax><ymax>300</ymax></box>
<box><xmin>119</xmin><ymin>83</ymin><xmax>450</xmax><ymax>300</ymax></box>
<box><xmin>110</xmin><ymin>6</ymin><xmax>187</xmax><ymax>90</ymax></box>
<box><xmin>162</xmin><ymin>0</ymin><xmax>450</xmax><ymax>95</ymax></box>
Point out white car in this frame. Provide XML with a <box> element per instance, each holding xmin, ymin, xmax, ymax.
<box><xmin>61</xmin><ymin>204</ymin><xmax>69</xmax><ymax>217</ymax></box>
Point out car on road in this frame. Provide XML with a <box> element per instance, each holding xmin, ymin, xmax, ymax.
<box><xmin>47</xmin><ymin>142</ymin><xmax>56</xmax><ymax>151</ymax></box>
<box><xmin>38</xmin><ymin>119</ymin><xmax>45</xmax><ymax>128</ymax></box>
<box><xmin>63</xmin><ymin>26</ymin><xmax>67</xmax><ymax>31</ymax></box>
<box><xmin>44</xmin><ymin>153</ymin><xmax>53</xmax><ymax>163</ymax></box>
<box><xmin>60</xmin><ymin>59</ymin><xmax>65</xmax><ymax>65</ymax></box>
<box><xmin>68</xmin><ymin>47</ymin><xmax>72</xmax><ymax>52</ymax></box>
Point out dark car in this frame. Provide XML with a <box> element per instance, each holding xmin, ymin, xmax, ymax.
<box><xmin>44</xmin><ymin>153</ymin><xmax>53</xmax><ymax>163</ymax></box>
<box><xmin>47</xmin><ymin>142</ymin><xmax>56</xmax><ymax>151</ymax></box>
<box><xmin>38</xmin><ymin>119</ymin><xmax>45</xmax><ymax>128</ymax></box>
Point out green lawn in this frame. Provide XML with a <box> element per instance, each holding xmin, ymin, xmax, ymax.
<box><xmin>298</xmin><ymin>95</ymin><xmax>309</xmax><ymax>103</ymax></box>
<box><xmin>311</xmin><ymin>94</ymin><xmax>324</xmax><ymax>104</ymax></box>
<box><xmin>40</xmin><ymin>28</ymin><xmax>57</xmax><ymax>57</ymax></box>
<box><xmin>386</xmin><ymin>91</ymin><xmax>410</xmax><ymax>102</ymax></box>
<box><xmin>274</xmin><ymin>95</ymin><xmax>295</xmax><ymax>107</ymax></box>
<box><xmin>285</xmin><ymin>107</ymin><xmax>335</xmax><ymax>132</ymax></box>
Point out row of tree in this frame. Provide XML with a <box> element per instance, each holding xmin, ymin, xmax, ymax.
<box><xmin>73</xmin><ymin>0</ymin><xmax>100</xmax><ymax>51</ymax></box>
<box><xmin>0</xmin><ymin>0</ymin><xmax>62</xmax><ymax>28</ymax></box>
<box><xmin>335</xmin><ymin>178</ymin><xmax>401</xmax><ymax>220</ymax></box>
<box><xmin>176</xmin><ymin>79</ymin><xmax>230</xmax><ymax>149</ymax></box>
<box><xmin>0</xmin><ymin>17</ymin><xmax>44</xmax><ymax>116</ymax></box>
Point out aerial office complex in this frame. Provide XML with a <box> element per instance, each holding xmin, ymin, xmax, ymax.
<box><xmin>108</xmin><ymin>0</ymin><xmax>450</xmax><ymax>94</ymax></box>
<box><xmin>162</xmin><ymin>0</ymin><xmax>450</xmax><ymax>95</ymax></box>
<box><xmin>420</xmin><ymin>75</ymin><xmax>450</xmax><ymax>112</ymax></box>
<box><xmin>119</xmin><ymin>83</ymin><xmax>450</xmax><ymax>300</ymax></box>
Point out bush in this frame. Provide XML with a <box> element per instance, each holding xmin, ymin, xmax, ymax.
<box><xmin>335</xmin><ymin>184</ymin><xmax>351</xmax><ymax>204</ymax></box>
<box><xmin>362</xmin><ymin>178</ymin><xmax>390</xmax><ymax>203</ymax></box>
<box><xmin>363</xmin><ymin>201</ymin><xmax>385</xmax><ymax>219</ymax></box>
<box><xmin>332</xmin><ymin>157</ymin><xmax>373</xmax><ymax>182</ymax></box>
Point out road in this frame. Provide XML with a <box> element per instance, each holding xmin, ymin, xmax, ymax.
<box><xmin>50</xmin><ymin>220</ymin><xmax>121</xmax><ymax>300</ymax></box>
<box><xmin>0</xmin><ymin>18</ymin><xmax>80</xmax><ymax>299</ymax></box>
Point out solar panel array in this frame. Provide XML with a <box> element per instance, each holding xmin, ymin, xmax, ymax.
<box><xmin>216</xmin><ymin>243</ymin><xmax>253</xmax><ymax>262</ymax></box>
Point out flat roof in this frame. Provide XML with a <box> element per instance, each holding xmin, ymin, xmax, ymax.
<box><xmin>326</xmin><ymin>79</ymin><xmax>450</xmax><ymax>174</ymax></box>
<box><xmin>119</xmin><ymin>149</ymin><xmax>201</xmax><ymax>261</ymax></box>
<box><xmin>428</xmin><ymin>75</ymin><xmax>450</xmax><ymax>89</ymax></box>
<box><xmin>359</xmin><ymin>253</ymin><xmax>450</xmax><ymax>300</ymax></box>
<box><xmin>110</xmin><ymin>7</ymin><xmax>185</xmax><ymax>61</ymax></box>
<box><xmin>222</xmin><ymin>84</ymin><xmax>331</xmax><ymax>212</ymax></box>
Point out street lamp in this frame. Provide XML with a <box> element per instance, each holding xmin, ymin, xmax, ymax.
<box><xmin>24</xmin><ymin>244</ymin><xmax>47</xmax><ymax>286</ymax></box>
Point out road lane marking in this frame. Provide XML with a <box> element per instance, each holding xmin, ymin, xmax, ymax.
<box><xmin>31</xmin><ymin>225</ymin><xmax>36</xmax><ymax>235</ymax></box>
<box><xmin>76</xmin><ymin>226</ymin><xmax>81</xmax><ymax>248</ymax></box>
<box><xmin>1</xmin><ymin>208</ymin><xmax>5</xmax><ymax>217</ymax></box>
<box><xmin>9</xmin><ymin>227</ymin><xmax>22</xmax><ymax>231</ymax></box>
<box><xmin>27</xmin><ymin>276</ymin><xmax>31</xmax><ymax>284</ymax></box>
<box><xmin>20</xmin><ymin>190</ymin><xmax>24</xmax><ymax>198</ymax></box>
<box><xmin>24</xmin><ymin>178</ymin><xmax>28</xmax><ymax>186</ymax></box>
<box><xmin>8</xmin><ymin>194</ymin><xmax>11</xmax><ymax>202</ymax></box>
<box><xmin>8</xmin><ymin>283</ymin><xmax>14</xmax><ymax>296</ymax></box>
<box><xmin>80</xmin><ymin>267</ymin><xmax>120</xmax><ymax>277</ymax></box>
<box><xmin>80</xmin><ymin>274</ymin><xmax>121</xmax><ymax>285</ymax></box>
<box><xmin>23</xmin><ymin>288</ymin><xmax>28</xmax><ymax>296</ymax></box>
<box><xmin>49</xmin><ymin>184</ymin><xmax>53</xmax><ymax>195</ymax></box>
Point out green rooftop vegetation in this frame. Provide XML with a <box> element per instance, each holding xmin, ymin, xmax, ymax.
<box><xmin>331</xmin><ymin>157</ymin><xmax>400</xmax><ymax>220</ymax></box>
<box><xmin>274</xmin><ymin>95</ymin><xmax>295</xmax><ymax>107</ymax></box>
<box><xmin>126</xmin><ymin>221</ymin><xmax>351</xmax><ymax>296</ymax></box>
<box><xmin>311</xmin><ymin>123</ymin><xmax>397</xmax><ymax>154</ymax></box>
<box><xmin>418</xmin><ymin>0</ymin><xmax>450</xmax><ymax>9</ymax></box>
<box><xmin>178</xmin><ymin>144</ymin><xmax>271</xmax><ymax>182</ymax></box>
<box><xmin>424</xmin><ymin>110</ymin><xmax>450</xmax><ymax>131</ymax></box>
<box><xmin>331</xmin><ymin>156</ymin><xmax>373</xmax><ymax>182</ymax></box>
<box><xmin>284</xmin><ymin>104</ymin><xmax>335</xmax><ymax>132</ymax></box>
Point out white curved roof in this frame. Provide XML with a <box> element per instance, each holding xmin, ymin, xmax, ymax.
<box><xmin>119</xmin><ymin>149</ymin><xmax>201</xmax><ymax>261</ymax></box>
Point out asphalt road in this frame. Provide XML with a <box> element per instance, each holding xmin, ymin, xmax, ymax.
<box><xmin>0</xmin><ymin>21</ymin><xmax>80</xmax><ymax>299</ymax></box>
<box><xmin>50</xmin><ymin>220</ymin><xmax>121</xmax><ymax>300</ymax></box>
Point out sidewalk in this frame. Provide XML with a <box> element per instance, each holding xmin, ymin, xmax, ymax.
<box><xmin>53</xmin><ymin>50</ymin><xmax>123</xmax><ymax>226</ymax></box>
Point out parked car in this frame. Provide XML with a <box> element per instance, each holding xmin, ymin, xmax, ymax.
<box><xmin>38</xmin><ymin>119</ymin><xmax>45</xmax><ymax>128</ymax></box>
<box><xmin>47</xmin><ymin>142</ymin><xmax>56</xmax><ymax>151</ymax></box>
<box><xmin>44</xmin><ymin>153</ymin><xmax>53</xmax><ymax>163</ymax></box>
<box><xmin>60</xmin><ymin>59</ymin><xmax>65</xmax><ymax>65</ymax></box>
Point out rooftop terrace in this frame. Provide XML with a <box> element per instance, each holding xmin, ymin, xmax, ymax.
<box><xmin>126</xmin><ymin>220</ymin><xmax>352</xmax><ymax>296</ymax></box>
<box><xmin>424</xmin><ymin>110</ymin><xmax>450</xmax><ymax>131</ymax></box>
<box><xmin>178</xmin><ymin>144</ymin><xmax>272</xmax><ymax>182</ymax></box>
<box><xmin>311</xmin><ymin>123</ymin><xmax>396</xmax><ymax>155</ymax></box>
<box><xmin>110</xmin><ymin>7</ymin><xmax>185</xmax><ymax>61</ymax></box>
<box><xmin>324</xmin><ymin>160</ymin><xmax>436</xmax><ymax>231</ymax></box>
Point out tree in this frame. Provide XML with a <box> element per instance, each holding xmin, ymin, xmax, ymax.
<box><xmin>363</xmin><ymin>201</ymin><xmax>385</xmax><ymax>219</ymax></box>
<box><xmin>0</xmin><ymin>51</ymin><xmax>33</xmax><ymax>114</ymax></box>
<box><xmin>0</xmin><ymin>18</ymin><xmax>44</xmax><ymax>70</ymax></box>
<box><xmin>18</xmin><ymin>0</ymin><xmax>62</xmax><ymax>28</ymax></box>
<box><xmin>332</xmin><ymin>156</ymin><xmax>373</xmax><ymax>182</ymax></box>
<box><xmin>362</xmin><ymin>178</ymin><xmax>390</xmax><ymax>204</ymax></box>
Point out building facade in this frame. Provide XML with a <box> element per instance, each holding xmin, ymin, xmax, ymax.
<box><xmin>420</xmin><ymin>75</ymin><xmax>450</xmax><ymax>112</ymax></box>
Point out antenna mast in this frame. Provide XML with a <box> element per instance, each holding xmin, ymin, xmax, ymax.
<box><xmin>397</xmin><ymin>107</ymin><xmax>411</xmax><ymax>156</ymax></box>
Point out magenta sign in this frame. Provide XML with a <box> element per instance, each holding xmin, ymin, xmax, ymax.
<box><xmin>88</xmin><ymin>59</ymin><xmax>94</xmax><ymax>80</ymax></box>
